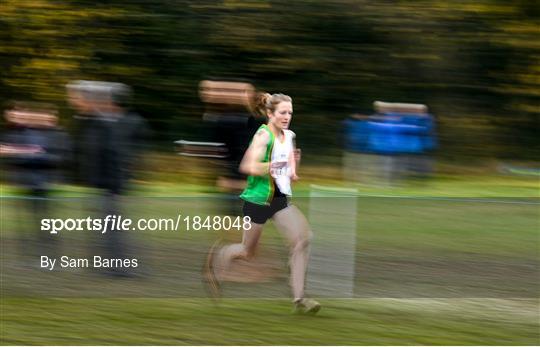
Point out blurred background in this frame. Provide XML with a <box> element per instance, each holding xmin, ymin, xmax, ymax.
<box><xmin>1</xmin><ymin>1</ymin><xmax>538</xmax><ymax>345</ymax></box>
<box><xmin>1</xmin><ymin>0</ymin><xmax>538</xmax><ymax>166</ymax></box>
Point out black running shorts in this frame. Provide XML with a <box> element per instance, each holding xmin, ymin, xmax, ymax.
<box><xmin>242</xmin><ymin>189</ymin><xmax>289</xmax><ymax>224</ymax></box>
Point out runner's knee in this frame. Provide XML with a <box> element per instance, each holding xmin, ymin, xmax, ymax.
<box><xmin>291</xmin><ymin>230</ymin><xmax>311</xmax><ymax>253</ymax></box>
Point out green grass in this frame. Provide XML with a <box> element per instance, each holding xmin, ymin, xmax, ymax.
<box><xmin>2</xmin><ymin>298</ymin><xmax>538</xmax><ymax>345</ymax></box>
<box><xmin>1</xmin><ymin>173</ymin><xmax>539</xmax><ymax>345</ymax></box>
<box><xmin>1</xmin><ymin>168</ymin><xmax>539</xmax><ymax>199</ymax></box>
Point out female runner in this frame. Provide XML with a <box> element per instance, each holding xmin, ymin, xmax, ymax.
<box><xmin>205</xmin><ymin>93</ymin><xmax>320</xmax><ymax>314</ymax></box>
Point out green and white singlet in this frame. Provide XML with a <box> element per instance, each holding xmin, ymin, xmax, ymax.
<box><xmin>240</xmin><ymin>124</ymin><xmax>295</xmax><ymax>205</ymax></box>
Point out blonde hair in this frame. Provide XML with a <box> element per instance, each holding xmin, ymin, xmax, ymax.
<box><xmin>251</xmin><ymin>92</ymin><xmax>292</xmax><ymax>118</ymax></box>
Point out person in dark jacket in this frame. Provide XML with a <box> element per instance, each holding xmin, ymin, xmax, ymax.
<box><xmin>67</xmin><ymin>81</ymin><xmax>148</xmax><ymax>276</ymax></box>
<box><xmin>1</xmin><ymin>103</ymin><xmax>70</xmax><ymax>258</ymax></box>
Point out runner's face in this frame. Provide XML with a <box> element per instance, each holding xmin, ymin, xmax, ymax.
<box><xmin>268</xmin><ymin>101</ymin><xmax>293</xmax><ymax>130</ymax></box>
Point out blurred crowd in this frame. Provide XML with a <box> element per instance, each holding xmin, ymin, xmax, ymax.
<box><xmin>343</xmin><ymin>101</ymin><xmax>437</xmax><ymax>186</ymax></box>
<box><xmin>1</xmin><ymin>79</ymin><xmax>439</xmax><ymax>274</ymax></box>
<box><xmin>2</xmin><ymin>82</ymin><xmax>148</xmax><ymax>275</ymax></box>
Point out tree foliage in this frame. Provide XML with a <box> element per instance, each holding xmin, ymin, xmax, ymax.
<box><xmin>1</xmin><ymin>0</ymin><xmax>538</xmax><ymax>158</ymax></box>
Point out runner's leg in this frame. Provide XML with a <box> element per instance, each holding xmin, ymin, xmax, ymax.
<box><xmin>215</xmin><ymin>222</ymin><xmax>264</xmax><ymax>279</ymax></box>
<box><xmin>272</xmin><ymin>205</ymin><xmax>312</xmax><ymax>300</ymax></box>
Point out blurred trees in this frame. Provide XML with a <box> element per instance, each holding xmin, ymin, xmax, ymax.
<box><xmin>1</xmin><ymin>0</ymin><xmax>538</xmax><ymax>159</ymax></box>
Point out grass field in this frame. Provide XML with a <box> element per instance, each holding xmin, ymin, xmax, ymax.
<box><xmin>2</xmin><ymin>298</ymin><xmax>538</xmax><ymax>345</ymax></box>
<box><xmin>1</xmin><ymin>174</ymin><xmax>539</xmax><ymax>345</ymax></box>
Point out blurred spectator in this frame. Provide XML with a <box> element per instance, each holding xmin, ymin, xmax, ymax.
<box><xmin>1</xmin><ymin>102</ymin><xmax>70</xmax><ymax>259</ymax></box>
<box><xmin>67</xmin><ymin>81</ymin><xmax>148</xmax><ymax>276</ymax></box>
<box><xmin>198</xmin><ymin>80</ymin><xmax>265</xmax><ymax>215</ymax></box>
<box><xmin>343</xmin><ymin>102</ymin><xmax>437</xmax><ymax>185</ymax></box>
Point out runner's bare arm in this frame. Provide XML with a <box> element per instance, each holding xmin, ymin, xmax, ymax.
<box><xmin>239</xmin><ymin>129</ymin><xmax>271</xmax><ymax>176</ymax></box>
<box><xmin>289</xmin><ymin>134</ymin><xmax>299</xmax><ymax>181</ymax></box>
